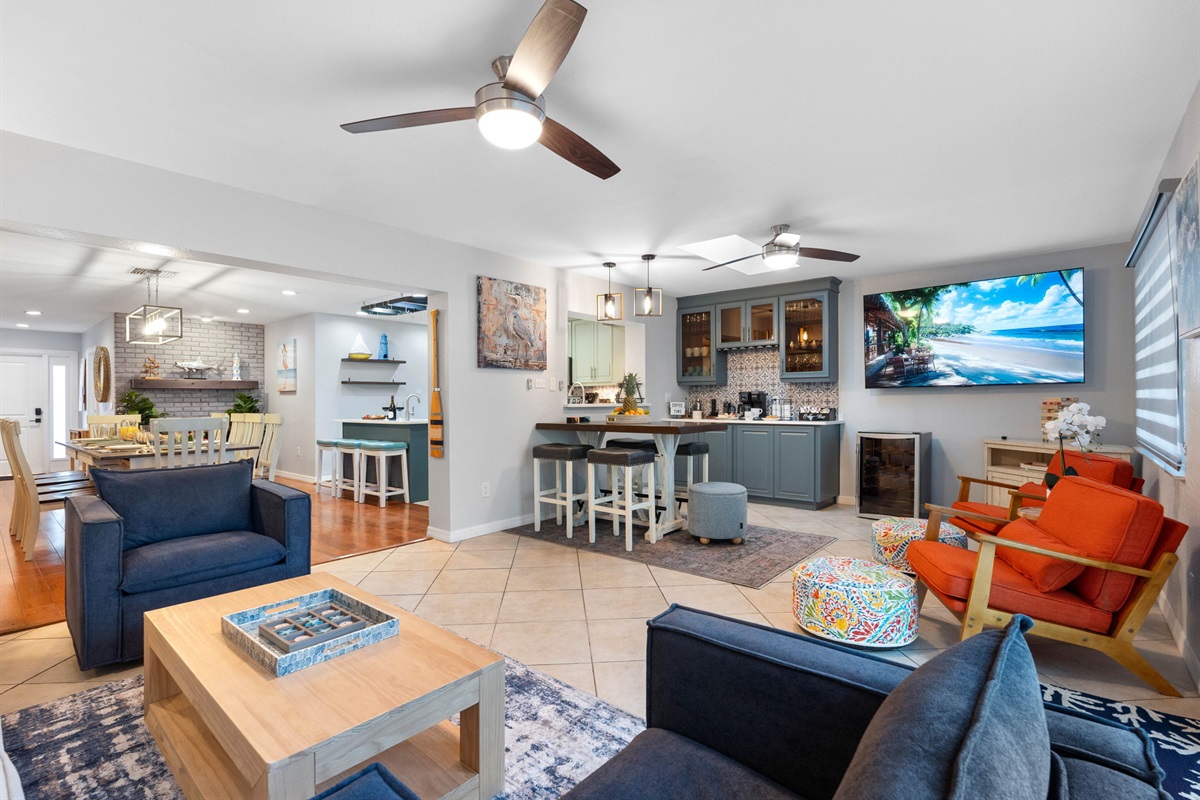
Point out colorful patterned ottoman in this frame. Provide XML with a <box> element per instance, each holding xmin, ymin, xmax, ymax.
<box><xmin>792</xmin><ymin>557</ymin><xmax>919</xmax><ymax>648</ymax></box>
<box><xmin>870</xmin><ymin>516</ymin><xmax>968</xmax><ymax>572</ymax></box>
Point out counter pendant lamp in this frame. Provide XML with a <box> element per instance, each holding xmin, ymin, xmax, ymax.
<box><xmin>634</xmin><ymin>253</ymin><xmax>663</xmax><ymax>317</ymax></box>
<box><xmin>596</xmin><ymin>261</ymin><xmax>623</xmax><ymax>321</ymax></box>
<box><xmin>125</xmin><ymin>271</ymin><xmax>183</xmax><ymax>345</ymax></box>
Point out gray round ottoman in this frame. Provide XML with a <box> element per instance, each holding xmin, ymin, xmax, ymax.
<box><xmin>687</xmin><ymin>482</ymin><xmax>748</xmax><ymax>544</ymax></box>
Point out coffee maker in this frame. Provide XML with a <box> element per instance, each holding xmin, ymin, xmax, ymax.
<box><xmin>738</xmin><ymin>391</ymin><xmax>768</xmax><ymax>418</ymax></box>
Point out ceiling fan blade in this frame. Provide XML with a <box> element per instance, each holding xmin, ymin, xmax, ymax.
<box><xmin>797</xmin><ymin>247</ymin><xmax>860</xmax><ymax>262</ymax></box>
<box><xmin>773</xmin><ymin>231</ymin><xmax>801</xmax><ymax>247</ymax></box>
<box><xmin>503</xmin><ymin>0</ymin><xmax>587</xmax><ymax>99</ymax></box>
<box><xmin>702</xmin><ymin>254</ymin><xmax>761</xmax><ymax>271</ymax></box>
<box><xmin>539</xmin><ymin>117</ymin><xmax>619</xmax><ymax>179</ymax></box>
<box><xmin>341</xmin><ymin>107</ymin><xmax>474</xmax><ymax>134</ymax></box>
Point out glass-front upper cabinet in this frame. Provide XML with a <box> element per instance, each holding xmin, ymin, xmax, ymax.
<box><xmin>716</xmin><ymin>298</ymin><xmax>777</xmax><ymax>349</ymax></box>
<box><xmin>677</xmin><ymin>306</ymin><xmax>723</xmax><ymax>384</ymax></box>
<box><xmin>780</xmin><ymin>290</ymin><xmax>838</xmax><ymax>382</ymax></box>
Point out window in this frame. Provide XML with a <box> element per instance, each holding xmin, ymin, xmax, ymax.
<box><xmin>1132</xmin><ymin>193</ymin><xmax>1187</xmax><ymax>475</ymax></box>
<box><xmin>52</xmin><ymin>363</ymin><xmax>68</xmax><ymax>460</ymax></box>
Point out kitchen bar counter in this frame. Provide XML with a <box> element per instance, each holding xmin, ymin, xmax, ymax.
<box><xmin>334</xmin><ymin>418</ymin><xmax>428</xmax><ymax>425</ymax></box>
<box><xmin>662</xmin><ymin>418</ymin><xmax>844</xmax><ymax>427</ymax></box>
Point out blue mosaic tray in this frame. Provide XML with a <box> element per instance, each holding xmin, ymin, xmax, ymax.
<box><xmin>221</xmin><ymin>588</ymin><xmax>399</xmax><ymax>677</ymax></box>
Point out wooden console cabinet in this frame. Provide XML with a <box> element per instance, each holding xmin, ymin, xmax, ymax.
<box><xmin>982</xmin><ymin>438</ymin><xmax>1136</xmax><ymax>506</ymax></box>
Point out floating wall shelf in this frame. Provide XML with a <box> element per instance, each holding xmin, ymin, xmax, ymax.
<box><xmin>340</xmin><ymin>381</ymin><xmax>407</xmax><ymax>386</ymax></box>
<box><xmin>341</xmin><ymin>358</ymin><xmax>407</xmax><ymax>364</ymax></box>
<box><xmin>130</xmin><ymin>379</ymin><xmax>260</xmax><ymax>390</ymax></box>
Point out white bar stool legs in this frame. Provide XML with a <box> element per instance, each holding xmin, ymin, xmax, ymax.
<box><xmin>314</xmin><ymin>439</ymin><xmax>341</xmax><ymax>497</ymax></box>
<box><xmin>587</xmin><ymin>448</ymin><xmax>657</xmax><ymax>552</ymax></box>
<box><xmin>358</xmin><ymin>443</ymin><xmax>410</xmax><ymax>507</ymax></box>
<box><xmin>532</xmin><ymin>443</ymin><xmax>592</xmax><ymax>536</ymax></box>
<box><xmin>335</xmin><ymin>441</ymin><xmax>362</xmax><ymax>502</ymax></box>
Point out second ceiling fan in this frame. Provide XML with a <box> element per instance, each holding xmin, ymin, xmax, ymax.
<box><xmin>700</xmin><ymin>225</ymin><xmax>860</xmax><ymax>272</ymax></box>
<box><xmin>340</xmin><ymin>0</ymin><xmax>619</xmax><ymax>180</ymax></box>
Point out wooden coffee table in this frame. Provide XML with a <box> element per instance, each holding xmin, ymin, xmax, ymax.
<box><xmin>143</xmin><ymin>575</ymin><xmax>505</xmax><ymax>800</ymax></box>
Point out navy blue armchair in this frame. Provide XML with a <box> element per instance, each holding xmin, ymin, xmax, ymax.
<box><xmin>65</xmin><ymin>459</ymin><xmax>310</xmax><ymax>670</ymax></box>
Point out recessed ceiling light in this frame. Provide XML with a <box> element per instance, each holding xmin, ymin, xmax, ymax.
<box><xmin>24</xmin><ymin>310</ymin><xmax>41</xmax><ymax>316</ymax></box>
<box><xmin>281</xmin><ymin>290</ymin><xmax>297</xmax><ymax>296</ymax></box>
<box><xmin>236</xmin><ymin>308</ymin><xmax>250</xmax><ymax>314</ymax></box>
<box><xmin>15</xmin><ymin>323</ymin><xmax>30</xmax><ymax>328</ymax></box>
<box><xmin>199</xmin><ymin>315</ymin><xmax>214</xmax><ymax>323</ymax></box>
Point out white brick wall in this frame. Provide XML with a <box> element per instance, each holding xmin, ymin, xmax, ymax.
<box><xmin>112</xmin><ymin>314</ymin><xmax>266</xmax><ymax>417</ymax></box>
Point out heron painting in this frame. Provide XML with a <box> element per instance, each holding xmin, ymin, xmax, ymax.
<box><xmin>477</xmin><ymin>276</ymin><xmax>547</xmax><ymax>369</ymax></box>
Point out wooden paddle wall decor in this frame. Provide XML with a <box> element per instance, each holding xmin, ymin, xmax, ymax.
<box><xmin>429</xmin><ymin>308</ymin><xmax>444</xmax><ymax>458</ymax></box>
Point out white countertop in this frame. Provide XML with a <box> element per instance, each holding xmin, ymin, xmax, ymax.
<box><xmin>662</xmin><ymin>418</ymin><xmax>844</xmax><ymax>427</ymax></box>
<box><xmin>563</xmin><ymin>403</ymin><xmax>648</xmax><ymax>409</ymax></box>
<box><xmin>337</xmin><ymin>418</ymin><xmax>429</xmax><ymax>426</ymax></box>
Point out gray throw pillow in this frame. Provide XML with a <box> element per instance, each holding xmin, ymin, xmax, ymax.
<box><xmin>833</xmin><ymin>615</ymin><xmax>1050</xmax><ymax>800</ymax></box>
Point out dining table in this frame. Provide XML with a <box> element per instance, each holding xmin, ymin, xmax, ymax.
<box><xmin>59</xmin><ymin>439</ymin><xmax>260</xmax><ymax>471</ymax></box>
<box><xmin>534</xmin><ymin>420</ymin><xmax>730</xmax><ymax>542</ymax></box>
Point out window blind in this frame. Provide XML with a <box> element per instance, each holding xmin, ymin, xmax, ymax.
<box><xmin>1132</xmin><ymin>197</ymin><xmax>1186</xmax><ymax>474</ymax></box>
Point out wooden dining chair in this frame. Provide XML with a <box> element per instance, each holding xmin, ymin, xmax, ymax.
<box><xmin>1</xmin><ymin>418</ymin><xmax>94</xmax><ymax>560</ymax></box>
<box><xmin>86</xmin><ymin>414</ymin><xmax>141</xmax><ymax>438</ymax></box>
<box><xmin>255</xmin><ymin>413</ymin><xmax>283</xmax><ymax>480</ymax></box>
<box><xmin>150</xmin><ymin>417</ymin><xmax>228</xmax><ymax>468</ymax></box>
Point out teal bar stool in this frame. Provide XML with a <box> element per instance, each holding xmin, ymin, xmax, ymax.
<box><xmin>315</xmin><ymin>437</ymin><xmax>351</xmax><ymax>497</ymax></box>
<box><xmin>335</xmin><ymin>439</ymin><xmax>368</xmax><ymax>501</ymax></box>
<box><xmin>358</xmin><ymin>440</ymin><xmax>410</xmax><ymax>507</ymax></box>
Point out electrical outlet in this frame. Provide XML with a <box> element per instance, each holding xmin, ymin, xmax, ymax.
<box><xmin>295</xmin><ymin>446</ymin><xmax>300</xmax><ymax>457</ymax></box>
<box><xmin>481</xmin><ymin>481</ymin><xmax>490</xmax><ymax>497</ymax></box>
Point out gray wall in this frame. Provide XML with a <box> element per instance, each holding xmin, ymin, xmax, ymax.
<box><xmin>837</xmin><ymin>243</ymin><xmax>1135</xmax><ymax>506</ymax></box>
<box><xmin>80</xmin><ymin>316</ymin><xmax>115</xmax><ymax>415</ymax></box>
<box><xmin>1140</xmin><ymin>79</ymin><xmax>1200</xmax><ymax>684</ymax></box>
<box><xmin>0</xmin><ymin>328</ymin><xmax>82</xmax><ymax>353</ymax></box>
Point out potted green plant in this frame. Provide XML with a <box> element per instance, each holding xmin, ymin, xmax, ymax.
<box><xmin>116</xmin><ymin>389</ymin><xmax>167</xmax><ymax>426</ymax></box>
<box><xmin>225</xmin><ymin>392</ymin><xmax>261</xmax><ymax>415</ymax></box>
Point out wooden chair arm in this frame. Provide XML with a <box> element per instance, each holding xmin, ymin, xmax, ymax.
<box><xmin>1007</xmin><ymin>490</ymin><xmax>1047</xmax><ymax>502</ymax></box>
<box><xmin>925</xmin><ymin>502</ymin><xmax>1010</xmax><ymax>529</ymax></box>
<box><xmin>955</xmin><ymin>474</ymin><xmax>1022</xmax><ymax>503</ymax></box>
<box><xmin>970</xmin><ymin>531</ymin><xmax>1156</xmax><ymax>578</ymax></box>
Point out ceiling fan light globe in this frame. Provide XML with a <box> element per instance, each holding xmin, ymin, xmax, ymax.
<box><xmin>478</xmin><ymin>108</ymin><xmax>543</xmax><ymax>149</ymax></box>
<box><xmin>762</xmin><ymin>246</ymin><xmax>799</xmax><ymax>270</ymax></box>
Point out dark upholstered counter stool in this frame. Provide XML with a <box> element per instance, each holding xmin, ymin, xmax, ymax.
<box><xmin>587</xmin><ymin>447</ymin><xmax>657</xmax><ymax>552</ymax></box>
<box><xmin>676</xmin><ymin>440</ymin><xmax>710</xmax><ymax>493</ymax></box>
<box><xmin>533</xmin><ymin>443</ymin><xmax>593</xmax><ymax>534</ymax></box>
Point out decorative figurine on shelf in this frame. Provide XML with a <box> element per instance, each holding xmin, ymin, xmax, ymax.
<box><xmin>378</xmin><ymin>333</ymin><xmax>389</xmax><ymax>361</ymax></box>
<box><xmin>140</xmin><ymin>356</ymin><xmax>161</xmax><ymax>379</ymax></box>
<box><xmin>348</xmin><ymin>333</ymin><xmax>371</xmax><ymax>361</ymax></box>
<box><xmin>174</xmin><ymin>359</ymin><xmax>220</xmax><ymax>378</ymax></box>
<box><xmin>231</xmin><ymin>352</ymin><xmax>242</xmax><ymax>380</ymax></box>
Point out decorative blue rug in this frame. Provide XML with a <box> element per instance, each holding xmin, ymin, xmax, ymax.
<box><xmin>1042</xmin><ymin>682</ymin><xmax>1200</xmax><ymax>798</ymax></box>
<box><xmin>1</xmin><ymin>659</ymin><xmax>644</xmax><ymax>799</ymax></box>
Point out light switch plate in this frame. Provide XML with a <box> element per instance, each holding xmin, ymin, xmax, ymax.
<box><xmin>534</xmin><ymin>378</ymin><xmax>547</xmax><ymax>389</ymax></box>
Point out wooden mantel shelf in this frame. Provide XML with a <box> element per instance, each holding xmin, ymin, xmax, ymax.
<box><xmin>130</xmin><ymin>379</ymin><xmax>260</xmax><ymax>390</ymax></box>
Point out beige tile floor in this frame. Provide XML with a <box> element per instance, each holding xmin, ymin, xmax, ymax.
<box><xmin>3</xmin><ymin>502</ymin><xmax>1199</xmax><ymax>724</ymax></box>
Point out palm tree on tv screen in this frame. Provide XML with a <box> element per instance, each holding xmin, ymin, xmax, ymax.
<box><xmin>1016</xmin><ymin>269</ymin><xmax>1082</xmax><ymax>306</ymax></box>
<box><xmin>883</xmin><ymin>283</ymin><xmax>964</xmax><ymax>346</ymax></box>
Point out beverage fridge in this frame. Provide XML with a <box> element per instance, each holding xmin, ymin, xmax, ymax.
<box><xmin>856</xmin><ymin>432</ymin><xmax>932</xmax><ymax>519</ymax></box>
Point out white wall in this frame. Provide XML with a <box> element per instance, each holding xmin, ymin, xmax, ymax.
<box><xmin>1140</xmin><ymin>79</ymin><xmax>1200</xmax><ymax>683</ymax></box>
<box><xmin>837</xmin><ymin>242</ymin><xmax>1136</xmax><ymax>505</ymax></box>
<box><xmin>263</xmin><ymin>313</ymin><xmax>317</xmax><ymax>479</ymax></box>
<box><xmin>0</xmin><ymin>328</ymin><xmax>82</xmax><ymax>353</ymax></box>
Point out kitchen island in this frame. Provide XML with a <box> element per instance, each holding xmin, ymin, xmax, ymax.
<box><xmin>337</xmin><ymin>419</ymin><xmax>429</xmax><ymax>503</ymax></box>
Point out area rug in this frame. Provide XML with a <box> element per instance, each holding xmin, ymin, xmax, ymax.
<box><xmin>507</xmin><ymin>520</ymin><xmax>835</xmax><ymax>589</ymax></box>
<box><xmin>1042</xmin><ymin>682</ymin><xmax>1200</xmax><ymax>798</ymax></box>
<box><xmin>1</xmin><ymin>659</ymin><xmax>644</xmax><ymax>800</ymax></box>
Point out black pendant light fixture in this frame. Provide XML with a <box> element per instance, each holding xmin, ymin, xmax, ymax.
<box><xmin>596</xmin><ymin>261</ymin><xmax>623</xmax><ymax>320</ymax></box>
<box><xmin>634</xmin><ymin>254</ymin><xmax>663</xmax><ymax>316</ymax></box>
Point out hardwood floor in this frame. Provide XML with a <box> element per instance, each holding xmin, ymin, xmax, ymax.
<box><xmin>0</xmin><ymin>475</ymin><xmax>428</xmax><ymax>635</ymax></box>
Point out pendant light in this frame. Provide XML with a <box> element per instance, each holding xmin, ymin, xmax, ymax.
<box><xmin>125</xmin><ymin>271</ymin><xmax>183</xmax><ymax>345</ymax></box>
<box><xmin>596</xmin><ymin>262</ymin><xmax>623</xmax><ymax>321</ymax></box>
<box><xmin>634</xmin><ymin>253</ymin><xmax>663</xmax><ymax>316</ymax></box>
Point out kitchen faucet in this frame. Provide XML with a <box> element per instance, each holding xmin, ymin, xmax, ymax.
<box><xmin>403</xmin><ymin>393</ymin><xmax>421</xmax><ymax>420</ymax></box>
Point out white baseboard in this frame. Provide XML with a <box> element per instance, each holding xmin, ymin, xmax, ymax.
<box><xmin>274</xmin><ymin>469</ymin><xmax>316</xmax><ymax>484</ymax></box>
<box><xmin>836</xmin><ymin>495</ymin><xmax>857</xmax><ymax>507</ymax></box>
<box><xmin>427</xmin><ymin>513</ymin><xmax>533</xmax><ymax>544</ymax></box>
<box><xmin>1159</xmin><ymin>595</ymin><xmax>1200</xmax><ymax>692</ymax></box>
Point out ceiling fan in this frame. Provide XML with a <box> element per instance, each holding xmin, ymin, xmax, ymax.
<box><xmin>340</xmin><ymin>0</ymin><xmax>619</xmax><ymax>180</ymax></box>
<box><xmin>700</xmin><ymin>225</ymin><xmax>860</xmax><ymax>271</ymax></box>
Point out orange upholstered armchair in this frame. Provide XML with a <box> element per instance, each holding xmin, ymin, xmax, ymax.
<box><xmin>948</xmin><ymin>450</ymin><xmax>1144</xmax><ymax>537</ymax></box>
<box><xmin>910</xmin><ymin>476</ymin><xmax>1188</xmax><ymax>696</ymax></box>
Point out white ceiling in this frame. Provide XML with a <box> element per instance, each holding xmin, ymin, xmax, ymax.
<box><xmin>0</xmin><ymin>1</ymin><xmax>1197</xmax><ymax>296</ymax></box>
<box><xmin>0</xmin><ymin>231</ymin><xmax>423</xmax><ymax>332</ymax></box>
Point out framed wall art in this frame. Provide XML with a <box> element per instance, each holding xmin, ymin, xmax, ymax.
<box><xmin>477</xmin><ymin>276</ymin><xmax>547</xmax><ymax>370</ymax></box>
<box><xmin>276</xmin><ymin>338</ymin><xmax>297</xmax><ymax>392</ymax></box>
<box><xmin>1172</xmin><ymin>158</ymin><xmax>1199</xmax><ymax>339</ymax></box>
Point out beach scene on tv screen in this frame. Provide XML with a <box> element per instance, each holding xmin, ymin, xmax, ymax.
<box><xmin>864</xmin><ymin>269</ymin><xmax>1084</xmax><ymax>388</ymax></box>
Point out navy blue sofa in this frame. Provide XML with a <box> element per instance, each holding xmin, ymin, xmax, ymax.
<box><xmin>563</xmin><ymin>606</ymin><xmax>1169</xmax><ymax>800</ymax></box>
<box><xmin>64</xmin><ymin>460</ymin><xmax>311</xmax><ymax>671</ymax></box>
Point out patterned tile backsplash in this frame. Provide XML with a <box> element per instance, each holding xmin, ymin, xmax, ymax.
<box><xmin>685</xmin><ymin>348</ymin><xmax>838</xmax><ymax>410</ymax></box>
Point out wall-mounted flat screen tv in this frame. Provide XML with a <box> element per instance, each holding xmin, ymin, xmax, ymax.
<box><xmin>864</xmin><ymin>269</ymin><xmax>1084</xmax><ymax>388</ymax></box>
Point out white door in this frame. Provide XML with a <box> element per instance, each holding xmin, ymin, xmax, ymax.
<box><xmin>0</xmin><ymin>354</ymin><xmax>46</xmax><ymax>476</ymax></box>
